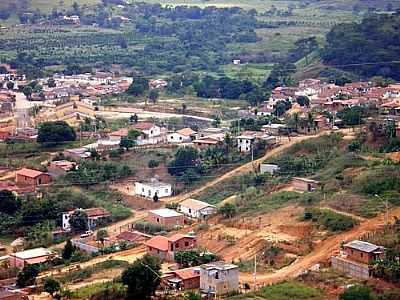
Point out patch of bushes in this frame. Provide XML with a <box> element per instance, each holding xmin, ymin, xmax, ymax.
<box><xmin>304</xmin><ymin>208</ymin><xmax>357</xmax><ymax>232</ymax></box>
<box><xmin>134</xmin><ymin>222</ymin><xmax>168</xmax><ymax>235</ymax></box>
<box><xmin>256</xmin><ymin>281</ymin><xmax>324</xmax><ymax>300</ymax></box>
<box><xmin>353</xmin><ymin>166</ymin><xmax>400</xmax><ymax>195</ymax></box>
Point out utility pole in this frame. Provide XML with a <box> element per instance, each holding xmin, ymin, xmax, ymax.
<box><xmin>375</xmin><ymin>194</ymin><xmax>389</xmax><ymax>226</ymax></box>
<box><xmin>253</xmin><ymin>254</ymin><xmax>257</xmax><ymax>292</ymax></box>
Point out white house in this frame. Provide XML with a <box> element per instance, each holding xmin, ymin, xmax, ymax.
<box><xmin>62</xmin><ymin>207</ymin><xmax>111</xmax><ymax>232</ymax></box>
<box><xmin>135</xmin><ymin>178</ymin><xmax>172</xmax><ymax>199</ymax></box>
<box><xmin>133</xmin><ymin>122</ymin><xmax>161</xmax><ymax>138</ymax></box>
<box><xmin>200</xmin><ymin>262</ymin><xmax>239</xmax><ymax>296</ymax></box>
<box><xmin>260</xmin><ymin>163</ymin><xmax>280</xmax><ymax>175</ymax></box>
<box><xmin>179</xmin><ymin>198</ymin><xmax>217</xmax><ymax>220</ymax></box>
<box><xmin>167</xmin><ymin>128</ymin><xmax>196</xmax><ymax>143</ymax></box>
<box><xmin>236</xmin><ymin>134</ymin><xmax>255</xmax><ymax>153</ymax></box>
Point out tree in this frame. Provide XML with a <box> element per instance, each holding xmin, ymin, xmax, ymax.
<box><xmin>62</xmin><ymin>239</ymin><xmax>75</xmax><ymax>260</ymax></box>
<box><xmin>6</xmin><ymin>81</ymin><xmax>14</xmax><ymax>90</ymax></box>
<box><xmin>0</xmin><ymin>190</ymin><xmax>20</xmax><ymax>215</ymax></box>
<box><xmin>44</xmin><ymin>277</ymin><xmax>61</xmax><ymax>297</ymax></box>
<box><xmin>296</xmin><ymin>96</ymin><xmax>310</xmax><ymax>107</ymax></box>
<box><xmin>47</xmin><ymin>78</ymin><xmax>56</xmax><ymax>88</ymax></box>
<box><xmin>212</xmin><ymin>115</ymin><xmax>221</xmax><ymax>128</ymax></box>
<box><xmin>22</xmin><ymin>86</ymin><xmax>33</xmax><ymax>100</ymax></box>
<box><xmin>37</xmin><ymin>121</ymin><xmax>76</xmax><ymax>145</ymax></box>
<box><xmin>168</xmin><ymin>147</ymin><xmax>199</xmax><ymax>176</ymax></box>
<box><xmin>153</xmin><ymin>193</ymin><xmax>159</xmax><ymax>202</ymax></box>
<box><xmin>219</xmin><ymin>203</ymin><xmax>236</xmax><ymax>218</ymax></box>
<box><xmin>17</xmin><ymin>265</ymin><xmax>39</xmax><ymax>287</ymax></box>
<box><xmin>129</xmin><ymin>114</ymin><xmax>138</xmax><ymax>124</ymax></box>
<box><xmin>291</xmin><ymin>112</ymin><xmax>300</xmax><ymax>131</ymax></box>
<box><xmin>184</xmin><ymin>291</ymin><xmax>202</xmax><ymax>300</ymax></box>
<box><xmin>127</xmin><ymin>76</ymin><xmax>149</xmax><ymax>96</ymax></box>
<box><xmin>96</xmin><ymin>229</ymin><xmax>108</xmax><ymax>246</ymax></box>
<box><xmin>307</xmin><ymin>112</ymin><xmax>315</xmax><ymax>130</ymax></box>
<box><xmin>128</xmin><ymin>129</ymin><xmax>141</xmax><ymax>140</ymax></box>
<box><xmin>340</xmin><ymin>285</ymin><xmax>376</xmax><ymax>300</ymax></box>
<box><xmin>120</xmin><ymin>136</ymin><xmax>136</xmax><ymax>150</ymax></box>
<box><xmin>149</xmin><ymin>89</ymin><xmax>159</xmax><ymax>103</ymax></box>
<box><xmin>69</xmin><ymin>210</ymin><xmax>88</xmax><ymax>233</ymax></box>
<box><xmin>121</xmin><ymin>254</ymin><xmax>161</xmax><ymax>299</ymax></box>
<box><xmin>182</xmin><ymin>103</ymin><xmax>187</xmax><ymax>113</ymax></box>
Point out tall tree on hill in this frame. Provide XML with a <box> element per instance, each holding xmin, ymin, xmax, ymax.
<box><xmin>37</xmin><ymin>121</ymin><xmax>76</xmax><ymax>146</ymax></box>
<box><xmin>121</xmin><ymin>255</ymin><xmax>161</xmax><ymax>299</ymax></box>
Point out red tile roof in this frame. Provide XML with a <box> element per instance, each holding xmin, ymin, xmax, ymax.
<box><xmin>133</xmin><ymin>122</ymin><xmax>155</xmax><ymax>131</ymax></box>
<box><xmin>16</xmin><ymin>168</ymin><xmax>45</xmax><ymax>178</ymax></box>
<box><xmin>84</xmin><ymin>207</ymin><xmax>111</xmax><ymax>218</ymax></box>
<box><xmin>116</xmin><ymin>230</ymin><xmax>152</xmax><ymax>243</ymax></box>
<box><xmin>145</xmin><ymin>235</ymin><xmax>169</xmax><ymax>251</ymax></box>
<box><xmin>174</xmin><ymin>267</ymin><xmax>200</xmax><ymax>280</ymax></box>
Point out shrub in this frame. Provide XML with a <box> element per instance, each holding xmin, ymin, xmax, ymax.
<box><xmin>148</xmin><ymin>159</ymin><xmax>159</xmax><ymax>168</ymax></box>
<box><xmin>305</xmin><ymin>208</ymin><xmax>357</xmax><ymax>232</ymax></box>
<box><xmin>257</xmin><ymin>281</ymin><xmax>324</xmax><ymax>300</ymax></box>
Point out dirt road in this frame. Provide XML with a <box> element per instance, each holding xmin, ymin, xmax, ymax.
<box><xmin>240</xmin><ymin>207</ymin><xmax>400</xmax><ymax>286</ymax></box>
<box><xmin>167</xmin><ymin>132</ymin><xmax>334</xmax><ymax>203</ymax></box>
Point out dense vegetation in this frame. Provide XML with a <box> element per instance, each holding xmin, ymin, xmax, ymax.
<box><xmin>323</xmin><ymin>13</ymin><xmax>400</xmax><ymax>80</ymax></box>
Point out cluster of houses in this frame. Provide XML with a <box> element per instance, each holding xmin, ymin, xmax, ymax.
<box><xmin>257</xmin><ymin>79</ymin><xmax>400</xmax><ymax>131</ymax></box>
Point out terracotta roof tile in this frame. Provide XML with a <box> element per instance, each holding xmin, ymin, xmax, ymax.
<box><xmin>16</xmin><ymin>168</ymin><xmax>45</xmax><ymax>178</ymax></box>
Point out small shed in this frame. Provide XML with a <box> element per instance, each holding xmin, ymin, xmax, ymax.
<box><xmin>147</xmin><ymin>208</ymin><xmax>184</xmax><ymax>228</ymax></box>
<box><xmin>292</xmin><ymin>177</ymin><xmax>319</xmax><ymax>192</ymax></box>
<box><xmin>260</xmin><ymin>164</ymin><xmax>279</xmax><ymax>175</ymax></box>
<box><xmin>179</xmin><ymin>199</ymin><xmax>217</xmax><ymax>220</ymax></box>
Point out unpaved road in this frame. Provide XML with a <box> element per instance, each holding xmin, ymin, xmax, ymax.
<box><xmin>168</xmin><ymin>131</ymin><xmax>340</xmax><ymax>203</ymax></box>
<box><xmin>240</xmin><ymin>207</ymin><xmax>400</xmax><ymax>286</ymax></box>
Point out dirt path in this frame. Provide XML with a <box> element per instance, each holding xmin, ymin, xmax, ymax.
<box><xmin>319</xmin><ymin>206</ymin><xmax>366</xmax><ymax>222</ymax></box>
<box><xmin>240</xmin><ymin>207</ymin><xmax>400</xmax><ymax>286</ymax></box>
<box><xmin>167</xmin><ymin>132</ymin><xmax>334</xmax><ymax>204</ymax></box>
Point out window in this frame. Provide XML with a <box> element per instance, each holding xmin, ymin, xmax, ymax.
<box><xmin>180</xmin><ymin>137</ymin><xmax>182</xmax><ymax>140</ymax></box>
<box><xmin>157</xmin><ymin>218</ymin><xmax>160</xmax><ymax>223</ymax></box>
<box><xmin>360</xmin><ymin>253</ymin><xmax>363</xmax><ymax>258</ymax></box>
<box><xmin>165</xmin><ymin>189</ymin><xmax>169</xmax><ymax>193</ymax></box>
<box><xmin>215</xmin><ymin>272</ymin><xmax>219</xmax><ymax>279</ymax></box>
<box><xmin>185</xmin><ymin>241</ymin><xmax>189</xmax><ymax>247</ymax></box>
<box><xmin>189</xmin><ymin>209</ymin><xmax>192</xmax><ymax>213</ymax></box>
<box><xmin>176</xmin><ymin>243</ymin><xmax>180</xmax><ymax>248</ymax></box>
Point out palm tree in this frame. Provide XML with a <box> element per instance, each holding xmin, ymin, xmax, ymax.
<box><xmin>307</xmin><ymin>112</ymin><xmax>315</xmax><ymax>131</ymax></box>
<box><xmin>292</xmin><ymin>112</ymin><xmax>300</xmax><ymax>132</ymax></box>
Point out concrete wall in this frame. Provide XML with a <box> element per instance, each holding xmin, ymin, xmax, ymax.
<box><xmin>331</xmin><ymin>256</ymin><xmax>370</xmax><ymax>280</ymax></box>
<box><xmin>147</xmin><ymin>212</ymin><xmax>184</xmax><ymax>228</ymax></box>
<box><xmin>200</xmin><ymin>268</ymin><xmax>239</xmax><ymax>295</ymax></box>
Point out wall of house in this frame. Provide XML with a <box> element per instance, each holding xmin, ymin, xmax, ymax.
<box><xmin>16</xmin><ymin>174</ymin><xmax>51</xmax><ymax>187</ymax></box>
<box><xmin>8</xmin><ymin>256</ymin><xmax>26</xmax><ymax>269</ymax></box>
<box><xmin>344</xmin><ymin>247</ymin><xmax>378</xmax><ymax>265</ymax></box>
<box><xmin>200</xmin><ymin>268</ymin><xmax>239</xmax><ymax>295</ymax></box>
<box><xmin>292</xmin><ymin>179</ymin><xmax>316</xmax><ymax>192</ymax></box>
<box><xmin>147</xmin><ymin>213</ymin><xmax>184</xmax><ymax>228</ymax></box>
<box><xmin>331</xmin><ymin>256</ymin><xmax>370</xmax><ymax>280</ymax></box>
<box><xmin>167</xmin><ymin>133</ymin><xmax>190</xmax><ymax>143</ymax></box>
<box><xmin>135</xmin><ymin>183</ymin><xmax>172</xmax><ymax>198</ymax></box>
<box><xmin>237</xmin><ymin>139</ymin><xmax>252</xmax><ymax>153</ymax></box>
<box><xmin>169</xmin><ymin>237</ymin><xmax>196</xmax><ymax>252</ymax></box>
<box><xmin>182</xmin><ymin>277</ymin><xmax>200</xmax><ymax>290</ymax></box>
<box><xmin>147</xmin><ymin>246</ymin><xmax>167</xmax><ymax>261</ymax></box>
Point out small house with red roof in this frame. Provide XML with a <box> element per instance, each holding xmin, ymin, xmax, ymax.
<box><xmin>15</xmin><ymin>168</ymin><xmax>51</xmax><ymax>188</ymax></box>
<box><xmin>9</xmin><ymin>247</ymin><xmax>55</xmax><ymax>269</ymax></box>
<box><xmin>162</xmin><ymin>267</ymin><xmax>201</xmax><ymax>290</ymax></box>
<box><xmin>145</xmin><ymin>234</ymin><xmax>196</xmax><ymax>261</ymax></box>
<box><xmin>167</xmin><ymin>128</ymin><xmax>196</xmax><ymax>143</ymax></box>
<box><xmin>132</xmin><ymin>122</ymin><xmax>161</xmax><ymax>138</ymax></box>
